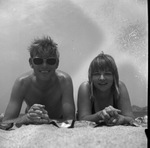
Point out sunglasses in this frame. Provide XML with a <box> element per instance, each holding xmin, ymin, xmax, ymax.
<box><xmin>32</xmin><ymin>57</ymin><xmax>57</xmax><ymax>65</ymax></box>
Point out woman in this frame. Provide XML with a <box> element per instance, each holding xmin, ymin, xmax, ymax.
<box><xmin>77</xmin><ymin>52</ymin><xmax>134</xmax><ymax>125</ymax></box>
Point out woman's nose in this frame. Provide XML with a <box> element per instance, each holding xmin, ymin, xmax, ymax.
<box><xmin>99</xmin><ymin>74</ymin><xmax>105</xmax><ymax>80</ymax></box>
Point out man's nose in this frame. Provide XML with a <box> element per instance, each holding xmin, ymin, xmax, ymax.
<box><xmin>42</xmin><ymin>60</ymin><xmax>47</xmax><ymax>67</ymax></box>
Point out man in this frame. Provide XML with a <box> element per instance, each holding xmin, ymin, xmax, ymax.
<box><xmin>1</xmin><ymin>36</ymin><xmax>75</xmax><ymax>129</ymax></box>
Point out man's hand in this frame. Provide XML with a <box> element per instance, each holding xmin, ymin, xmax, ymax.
<box><xmin>0</xmin><ymin>104</ymin><xmax>50</xmax><ymax>130</ymax></box>
<box><xmin>27</xmin><ymin>104</ymin><xmax>50</xmax><ymax>124</ymax></box>
<box><xmin>0</xmin><ymin>122</ymin><xmax>13</xmax><ymax>130</ymax></box>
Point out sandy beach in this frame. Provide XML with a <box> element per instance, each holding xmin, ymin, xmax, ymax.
<box><xmin>0</xmin><ymin>122</ymin><xmax>147</xmax><ymax>148</ymax></box>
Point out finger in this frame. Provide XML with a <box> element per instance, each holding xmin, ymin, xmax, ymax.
<box><xmin>113</xmin><ymin>111</ymin><xmax>120</xmax><ymax>117</ymax></box>
<box><xmin>102</xmin><ymin>110</ymin><xmax>110</xmax><ymax>120</ymax></box>
<box><xmin>105</xmin><ymin>106</ymin><xmax>113</xmax><ymax>114</ymax></box>
<box><xmin>34</xmin><ymin>110</ymin><xmax>43</xmax><ymax>114</ymax></box>
<box><xmin>113</xmin><ymin>108</ymin><xmax>121</xmax><ymax>113</ymax></box>
<box><xmin>41</xmin><ymin>114</ymin><xmax>49</xmax><ymax>120</ymax></box>
<box><xmin>31</xmin><ymin>106</ymin><xmax>44</xmax><ymax>111</ymax></box>
<box><xmin>30</xmin><ymin>104</ymin><xmax>45</xmax><ymax>111</ymax></box>
<box><xmin>105</xmin><ymin>106</ymin><xmax>121</xmax><ymax>115</ymax></box>
<box><xmin>107</xmin><ymin>110</ymin><xmax>118</xmax><ymax>117</ymax></box>
<box><xmin>28</xmin><ymin>108</ymin><xmax>34</xmax><ymax>113</ymax></box>
<box><xmin>0</xmin><ymin>123</ymin><xmax>13</xmax><ymax>130</ymax></box>
<box><xmin>28</xmin><ymin>110</ymin><xmax>43</xmax><ymax>118</ymax></box>
<box><xmin>32</xmin><ymin>104</ymin><xmax>45</xmax><ymax>108</ymax></box>
<box><xmin>108</xmin><ymin>106</ymin><xmax>121</xmax><ymax>113</ymax></box>
<box><xmin>105</xmin><ymin>116</ymin><xmax>117</xmax><ymax>125</ymax></box>
<box><xmin>106</xmin><ymin>120</ymin><xmax>115</xmax><ymax>126</ymax></box>
<box><xmin>28</xmin><ymin>109</ymin><xmax>49</xmax><ymax>119</ymax></box>
<box><xmin>41</xmin><ymin>109</ymin><xmax>48</xmax><ymax>114</ymax></box>
<box><xmin>112</xmin><ymin>118</ymin><xmax>117</xmax><ymax>123</ymax></box>
<box><xmin>28</xmin><ymin>112</ymin><xmax>41</xmax><ymax>118</ymax></box>
<box><xmin>35</xmin><ymin>118</ymin><xmax>49</xmax><ymax>124</ymax></box>
<box><xmin>110</xmin><ymin>109</ymin><xmax>121</xmax><ymax>118</ymax></box>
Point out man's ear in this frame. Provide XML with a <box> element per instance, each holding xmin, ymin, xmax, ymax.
<box><xmin>55</xmin><ymin>59</ymin><xmax>59</xmax><ymax>69</ymax></box>
<box><xmin>29</xmin><ymin>58</ymin><xmax>33</xmax><ymax>68</ymax></box>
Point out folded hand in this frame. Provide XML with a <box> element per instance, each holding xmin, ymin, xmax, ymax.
<box><xmin>97</xmin><ymin>105</ymin><xmax>122</xmax><ymax>125</ymax></box>
<box><xmin>27</xmin><ymin>104</ymin><xmax>50</xmax><ymax>124</ymax></box>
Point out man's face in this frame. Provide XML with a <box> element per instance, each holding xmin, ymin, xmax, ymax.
<box><xmin>30</xmin><ymin>54</ymin><xmax>58</xmax><ymax>81</ymax></box>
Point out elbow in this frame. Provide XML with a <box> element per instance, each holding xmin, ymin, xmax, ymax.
<box><xmin>78</xmin><ymin>115</ymin><xmax>89</xmax><ymax>121</ymax></box>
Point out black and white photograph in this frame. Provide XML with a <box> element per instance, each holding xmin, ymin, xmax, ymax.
<box><xmin>0</xmin><ymin>0</ymin><xmax>148</xmax><ymax>147</ymax></box>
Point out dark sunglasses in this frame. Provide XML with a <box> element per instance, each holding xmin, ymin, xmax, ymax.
<box><xmin>32</xmin><ymin>57</ymin><xmax>57</xmax><ymax>65</ymax></box>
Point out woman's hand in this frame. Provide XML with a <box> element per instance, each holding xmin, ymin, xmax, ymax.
<box><xmin>97</xmin><ymin>106</ymin><xmax>122</xmax><ymax>125</ymax></box>
<box><xmin>105</xmin><ymin>114</ymin><xmax>125</xmax><ymax>126</ymax></box>
<box><xmin>27</xmin><ymin>104</ymin><xmax>50</xmax><ymax>124</ymax></box>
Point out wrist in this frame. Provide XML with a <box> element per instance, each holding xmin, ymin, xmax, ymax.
<box><xmin>96</xmin><ymin>111</ymin><xmax>103</xmax><ymax>121</ymax></box>
<box><xmin>119</xmin><ymin>115</ymin><xmax>133</xmax><ymax>125</ymax></box>
<box><xmin>0</xmin><ymin>122</ymin><xmax>13</xmax><ymax>130</ymax></box>
<box><xmin>124</xmin><ymin>116</ymin><xmax>134</xmax><ymax>125</ymax></box>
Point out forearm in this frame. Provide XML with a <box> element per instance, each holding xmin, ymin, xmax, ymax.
<box><xmin>0</xmin><ymin>114</ymin><xmax>28</xmax><ymax>130</ymax></box>
<box><xmin>63</xmin><ymin>111</ymin><xmax>75</xmax><ymax>120</ymax></box>
<box><xmin>79</xmin><ymin>112</ymin><xmax>103</xmax><ymax>123</ymax></box>
<box><xmin>2</xmin><ymin>114</ymin><xmax>29</xmax><ymax>125</ymax></box>
<box><xmin>2</xmin><ymin>113</ymin><xmax>19</xmax><ymax>122</ymax></box>
<box><xmin>63</xmin><ymin>103</ymin><xmax>75</xmax><ymax>120</ymax></box>
<box><xmin>122</xmin><ymin>115</ymin><xmax>134</xmax><ymax>125</ymax></box>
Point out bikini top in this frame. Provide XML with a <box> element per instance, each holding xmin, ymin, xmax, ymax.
<box><xmin>91</xmin><ymin>94</ymin><xmax>118</xmax><ymax>114</ymax></box>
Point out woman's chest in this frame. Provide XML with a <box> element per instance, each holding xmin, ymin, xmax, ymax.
<box><xmin>93</xmin><ymin>96</ymin><xmax>114</xmax><ymax>112</ymax></box>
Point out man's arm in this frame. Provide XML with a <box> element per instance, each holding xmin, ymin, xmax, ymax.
<box><xmin>61</xmin><ymin>74</ymin><xmax>75</xmax><ymax>120</ymax></box>
<box><xmin>2</xmin><ymin>78</ymin><xmax>24</xmax><ymax>121</ymax></box>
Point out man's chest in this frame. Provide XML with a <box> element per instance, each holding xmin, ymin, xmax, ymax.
<box><xmin>24</xmin><ymin>85</ymin><xmax>62</xmax><ymax>107</ymax></box>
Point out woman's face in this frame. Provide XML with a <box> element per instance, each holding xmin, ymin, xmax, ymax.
<box><xmin>92</xmin><ymin>69</ymin><xmax>113</xmax><ymax>92</ymax></box>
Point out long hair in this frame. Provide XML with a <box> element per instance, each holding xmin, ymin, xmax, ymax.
<box><xmin>88</xmin><ymin>52</ymin><xmax>120</xmax><ymax>100</ymax></box>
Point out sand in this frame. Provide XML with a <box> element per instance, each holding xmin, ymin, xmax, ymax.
<box><xmin>0</xmin><ymin>122</ymin><xmax>147</xmax><ymax>148</ymax></box>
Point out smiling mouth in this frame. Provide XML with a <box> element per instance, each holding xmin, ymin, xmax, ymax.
<box><xmin>98</xmin><ymin>83</ymin><xmax>107</xmax><ymax>85</ymax></box>
<box><xmin>39</xmin><ymin>70</ymin><xmax>50</xmax><ymax>73</ymax></box>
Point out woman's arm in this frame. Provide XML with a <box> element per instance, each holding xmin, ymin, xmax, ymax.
<box><xmin>115</xmin><ymin>81</ymin><xmax>134</xmax><ymax>125</ymax></box>
<box><xmin>77</xmin><ymin>81</ymin><xmax>132</xmax><ymax>125</ymax></box>
<box><xmin>77</xmin><ymin>82</ymin><xmax>101</xmax><ymax>122</ymax></box>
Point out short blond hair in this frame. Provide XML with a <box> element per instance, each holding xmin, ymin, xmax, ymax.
<box><xmin>28</xmin><ymin>36</ymin><xmax>60</xmax><ymax>59</ymax></box>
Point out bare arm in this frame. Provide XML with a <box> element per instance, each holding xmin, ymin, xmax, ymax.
<box><xmin>115</xmin><ymin>81</ymin><xmax>134</xmax><ymax>124</ymax></box>
<box><xmin>2</xmin><ymin>78</ymin><xmax>25</xmax><ymax>121</ymax></box>
<box><xmin>77</xmin><ymin>82</ymin><xmax>101</xmax><ymax>122</ymax></box>
<box><xmin>61</xmin><ymin>74</ymin><xmax>75</xmax><ymax>120</ymax></box>
<box><xmin>77</xmin><ymin>82</ymin><xmax>121</xmax><ymax>123</ymax></box>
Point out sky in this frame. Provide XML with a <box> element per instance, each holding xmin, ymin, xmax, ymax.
<box><xmin>0</xmin><ymin>0</ymin><xmax>148</xmax><ymax>113</ymax></box>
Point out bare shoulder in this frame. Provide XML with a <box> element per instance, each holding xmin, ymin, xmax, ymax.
<box><xmin>78</xmin><ymin>81</ymin><xmax>91</xmax><ymax>108</ymax></box>
<box><xmin>78</xmin><ymin>81</ymin><xmax>91</xmax><ymax>97</ymax></box>
<box><xmin>14</xmin><ymin>71</ymin><xmax>33</xmax><ymax>88</ymax></box>
<box><xmin>10</xmin><ymin>71</ymin><xmax>33</xmax><ymax>100</ymax></box>
<box><xmin>119</xmin><ymin>81</ymin><xmax>126</xmax><ymax>87</ymax></box>
<box><xmin>79</xmin><ymin>81</ymin><xmax>90</xmax><ymax>90</ymax></box>
<box><xmin>118</xmin><ymin>81</ymin><xmax>128</xmax><ymax>91</ymax></box>
<box><xmin>118</xmin><ymin>81</ymin><xmax>130</xmax><ymax>99</ymax></box>
<box><xmin>56</xmin><ymin>70</ymin><xmax>72</xmax><ymax>82</ymax></box>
